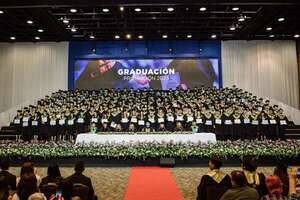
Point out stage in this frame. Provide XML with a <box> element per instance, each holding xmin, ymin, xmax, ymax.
<box><xmin>75</xmin><ymin>132</ymin><xmax>217</xmax><ymax>145</ymax></box>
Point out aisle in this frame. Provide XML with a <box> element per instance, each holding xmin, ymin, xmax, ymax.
<box><xmin>124</xmin><ymin>167</ymin><xmax>184</xmax><ymax>200</ymax></box>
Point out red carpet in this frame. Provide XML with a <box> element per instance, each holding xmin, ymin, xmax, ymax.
<box><xmin>124</xmin><ymin>167</ymin><xmax>184</xmax><ymax>200</ymax></box>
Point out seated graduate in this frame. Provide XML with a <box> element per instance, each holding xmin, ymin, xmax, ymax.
<box><xmin>157</xmin><ymin>123</ymin><xmax>167</xmax><ymax>132</ymax></box>
<box><xmin>90</xmin><ymin>123</ymin><xmax>97</xmax><ymax>134</ymax></box>
<box><xmin>197</xmin><ymin>157</ymin><xmax>232</xmax><ymax>200</ymax></box>
<box><xmin>142</xmin><ymin>122</ymin><xmax>155</xmax><ymax>133</ymax></box>
<box><xmin>128</xmin><ymin>123</ymin><xmax>136</xmax><ymax>132</ymax></box>
<box><xmin>174</xmin><ymin>122</ymin><xmax>184</xmax><ymax>132</ymax></box>
<box><xmin>191</xmin><ymin>122</ymin><xmax>199</xmax><ymax>133</ymax></box>
<box><xmin>242</xmin><ymin>157</ymin><xmax>267</xmax><ymax>197</ymax></box>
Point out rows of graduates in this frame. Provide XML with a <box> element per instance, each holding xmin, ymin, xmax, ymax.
<box><xmin>11</xmin><ymin>86</ymin><xmax>292</xmax><ymax>140</ymax></box>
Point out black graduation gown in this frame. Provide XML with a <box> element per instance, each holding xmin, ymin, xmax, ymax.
<box><xmin>39</xmin><ymin>117</ymin><xmax>50</xmax><ymax>140</ymax></box>
<box><xmin>197</xmin><ymin>175</ymin><xmax>232</xmax><ymax>200</ymax></box>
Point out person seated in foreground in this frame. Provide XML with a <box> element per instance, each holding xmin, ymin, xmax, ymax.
<box><xmin>260</xmin><ymin>175</ymin><xmax>288</xmax><ymax>200</ymax></box>
<box><xmin>0</xmin><ymin>159</ymin><xmax>16</xmax><ymax>191</ymax></box>
<box><xmin>12</xmin><ymin>173</ymin><xmax>40</xmax><ymax>200</ymax></box>
<box><xmin>17</xmin><ymin>162</ymin><xmax>41</xmax><ymax>187</ymax></box>
<box><xmin>40</xmin><ymin>163</ymin><xmax>63</xmax><ymax>188</ymax></box>
<box><xmin>197</xmin><ymin>157</ymin><xmax>232</xmax><ymax>200</ymax></box>
<box><xmin>28</xmin><ymin>193</ymin><xmax>47</xmax><ymax>200</ymax></box>
<box><xmin>274</xmin><ymin>164</ymin><xmax>290</xmax><ymax>197</ymax></box>
<box><xmin>220</xmin><ymin>170</ymin><xmax>259</xmax><ymax>200</ymax></box>
<box><xmin>0</xmin><ymin>176</ymin><xmax>9</xmax><ymax>200</ymax></box>
<box><xmin>287</xmin><ymin>167</ymin><xmax>300</xmax><ymax>200</ymax></box>
<box><xmin>242</xmin><ymin>157</ymin><xmax>267</xmax><ymax>197</ymax></box>
<box><xmin>66</xmin><ymin>161</ymin><xmax>95</xmax><ymax>200</ymax></box>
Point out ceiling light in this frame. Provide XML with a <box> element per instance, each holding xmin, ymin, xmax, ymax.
<box><xmin>238</xmin><ymin>15</ymin><xmax>245</xmax><ymax>22</ymax></box>
<box><xmin>115</xmin><ymin>35</ymin><xmax>120</xmax><ymax>39</ymax></box>
<box><xmin>167</xmin><ymin>7</ymin><xmax>174</xmax><ymax>12</ymax></box>
<box><xmin>27</xmin><ymin>20</ymin><xmax>33</xmax><ymax>24</ymax></box>
<box><xmin>71</xmin><ymin>26</ymin><xmax>77</xmax><ymax>32</ymax></box>
<box><xmin>0</xmin><ymin>10</ymin><xmax>4</xmax><ymax>14</ymax></box>
<box><xmin>211</xmin><ymin>34</ymin><xmax>217</xmax><ymax>39</ymax></box>
<box><xmin>10</xmin><ymin>36</ymin><xmax>16</xmax><ymax>40</ymax></box>
<box><xmin>278</xmin><ymin>17</ymin><xmax>285</xmax><ymax>22</ymax></box>
<box><xmin>135</xmin><ymin>8</ymin><xmax>141</xmax><ymax>12</ymax></box>
<box><xmin>162</xmin><ymin>34</ymin><xmax>168</xmax><ymax>38</ymax></box>
<box><xmin>63</xmin><ymin>17</ymin><xmax>69</xmax><ymax>24</ymax></box>
<box><xmin>229</xmin><ymin>25</ymin><xmax>236</xmax><ymax>31</ymax></box>
<box><xmin>269</xmin><ymin>34</ymin><xmax>275</xmax><ymax>38</ymax></box>
<box><xmin>35</xmin><ymin>36</ymin><xmax>40</xmax><ymax>40</ymax></box>
<box><xmin>232</xmin><ymin>7</ymin><xmax>240</xmax><ymax>11</ymax></box>
<box><xmin>187</xmin><ymin>34</ymin><xmax>192</xmax><ymax>38</ymax></box>
<box><xmin>120</xmin><ymin>6</ymin><xmax>124</xmax><ymax>11</ymax></box>
<box><xmin>294</xmin><ymin>34</ymin><xmax>299</xmax><ymax>38</ymax></box>
<box><xmin>37</xmin><ymin>29</ymin><xmax>44</xmax><ymax>33</ymax></box>
<box><xmin>266</xmin><ymin>27</ymin><xmax>272</xmax><ymax>31</ymax></box>
<box><xmin>70</xmin><ymin>9</ymin><xmax>77</xmax><ymax>13</ymax></box>
<box><xmin>102</xmin><ymin>8</ymin><xmax>109</xmax><ymax>13</ymax></box>
<box><xmin>200</xmin><ymin>7</ymin><xmax>207</xmax><ymax>11</ymax></box>
<box><xmin>126</xmin><ymin>34</ymin><xmax>131</xmax><ymax>39</ymax></box>
<box><xmin>89</xmin><ymin>34</ymin><xmax>95</xmax><ymax>39</ymax></box>
<box><xmin>138</xmin><ymin>35</ymin><xmax>143</xmax><ymax>39</ymax></box>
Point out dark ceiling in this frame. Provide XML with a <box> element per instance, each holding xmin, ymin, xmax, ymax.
<box><xmin>0</xmin><ymin>0</ymin><xmax>299</xmax><ymax>42</ymax></box>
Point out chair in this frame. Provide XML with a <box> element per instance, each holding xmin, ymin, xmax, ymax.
<box><xmin>72</xmin><ymin>183</ymin><xmax>90</xmax><ymax>200</ymax></box>
<box><xmin>40</xmin><ymin>182</ymin><xmax>57</xmax><ymax>199</ymax></box>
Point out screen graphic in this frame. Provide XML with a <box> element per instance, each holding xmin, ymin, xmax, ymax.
<box><xmin>74</xmin><ymin>59</ymin><xmax>220</xmax><ymax>90</ymax></box>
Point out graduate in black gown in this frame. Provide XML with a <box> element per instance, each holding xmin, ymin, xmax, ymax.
<box><xmin>197</xmin><ymin>157</ymin><xmax>232</xmax><ymax>200</ymax></box>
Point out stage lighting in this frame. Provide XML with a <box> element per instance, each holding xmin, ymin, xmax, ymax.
<box><xmin>63</xmin><ymin>17</ymin><xmax>69</xmax><ymax>24</ymax></box>
<box><xmin>37</xmin><ymin>29</ymin><xmax>44</xmax><ymax>33</ymax></box>
<box><xmin>120</xmin><ymin>6</ymin><xmax>124</xmax><ymax>11</ymax></box>
<box><xmin>71</xmin><ymin>26</ymin><xmax>77</xmax><ymax>32</ymax></box>
<box><xmin>70</xmin><ymin>9</ymin><xmax>77</xmax><ymax>13</ymax></box>
<box><xmin>238</xmin><ymin>15</ymin><xmax>246</xmax><ymax>22</ymax></box>
<box><xmin>211</xmin><ymin>34</ymin><xmax>217</xmax><ymax>39</ymax></box>
<box><xmin>266</xmin><ymin>27</ymin><xmax>272</xmax><ymax>31</ymax></box>
<box><xmin>0</xmin><ymin>10</ymin><xmax>4</xmax><ymax>14</ymax></box>
<box><xmin>126</xmin><ymin>34</ymin><xmax>131</xmax><ymax>39</ymax></box>
<box><xmin>229</xmin><ymin>25</ymin><xmax>236</xmax><ymax>31</ymax></box>
<box><xmin>269</xmin><ymin>34</ymin><xmax>275</xmax><ymax>38</ymax></box>
<box><xmin>89</xmin><ymin>34</ymin><xmax>95</xmax><ymax>39</ymax></box>
<box><xmin>278</xmin><ymin>17</ymin><xmax>285</xmax><ymax>22</ymax></box>
<box><xmin>232</xmin><ymin>7</ymin><xmax>239</xmax><ymax>11</ymax></box>
<box><xmin>103</xmin><ymin>8</ymin><xmax>109</xmax><ymax>13</ymax></box>
<box><xmin>10</xmin><ymin>36</ymin><xmax>16</xmax><ymax>40</ymax></box>
<box><xmin>135</xmin><ymin>8</ymin><xmax>141</xmax><ymax>12</ymax></box>
<box><xmin>167</xmin><ymin>7</ymin><xmax>174</xmax><ymax>12</ymax></box>
<box><xmin>162</xmin><ymin>34</ymin><xmax>168</xmax><ymax>38</ymax></box>
<box><xmin>27</xmin><ymin>20</ymin><xmax>33</xmax><ymax>24</ymax></box>
<box><xmin>138</xmin><ymin>35</ymin><xmax>143</xmax><ymax>39</ymax></box>
<box><xmin>200</xmin><ymin>7</ymin><xmax>206</xmax><ymax>11</ymax></box>
<box><xmin>187</xmin><ymin>34</ymin><xmax>192</xmax><ymax>38</ymax></box>
<box><xmin>115</xmin><ymin>35</ymin><xmax>120</xmax><ymax>39</ymax></box>
<box><xmin>35</xmin><ymin>36</ymin><xmax>40</xmax><ymax>40</ymax></box>
<box><xmin>294</xmin><ymin>34</ymin><xmax>300</xmax><ymax>38</ymax></box>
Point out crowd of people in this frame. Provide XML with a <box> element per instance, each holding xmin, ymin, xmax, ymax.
<box><xmin>0</xmin><ymin>158</ymin><xmax>299</xmax><ymax>200</ymax></box>
<box><xmin>11</xmin><ymin>86</ymin><xmax>291</xmax><ymax>141</ymax></box>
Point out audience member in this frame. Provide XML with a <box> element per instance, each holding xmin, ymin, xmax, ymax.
<box><xmin>66</xmin><ymin>161</ymin><xmax>95</xmax><ymax>200</ymax></box>
<box><xmin>287</xmin><ymin>167</ymin><xmax>300</xmax><ymax>199</ymax></box>
<box><xmin>17</xmin><ymin>162</ymin><xmax>41</xmax><ymax>186</ymax></box>
<box><xmin>220</xmin><ymin>170</ymin><xmax>259</xmax><ymax>200</ymax></box>
<box><xmin>260</xmin><ymin>175</ymin><xmax>288</xmax><ymax>200</ymax></box>
<box><xmin>197</xmin><ymin>157</ymin><xmax>232</xmax><ymax>200</ymax></box>
<box><xmin>0</xmin><ymin>159</ymin><xmax>16</xmax><ymax>191</ymax></box>
<box><xmin>274</xmin><ymin>164</ymin><xmax>289</xmax><ymax>196</ymax></box>
<box><xmin>40</xmin><ymin>163</ymin><xmax>63</xmax><ymax>188</ymax></box>
<box><xmin>242</xmin><ymin>158</ymin><xmax>267</xmax><ymax>197</ymax></box>
<box><xmin>12</xmin><ymin>173</ymin><xmax>39</xmax><ymax>200</ymax></box>
<box><xmin>0</xmin><ymin>176</ymin><xmax>9</xmax><ymax>200</ymax></box>
<box><xmin>27</xmin><ymin>193</ymin><xmax>47</xmax><ymax>200</ymax></box>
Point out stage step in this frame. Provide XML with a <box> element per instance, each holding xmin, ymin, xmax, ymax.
<box><xmin>284</xmin><ymin>126</ymin><xmax>300</xmax><ymax>139</ymax></box>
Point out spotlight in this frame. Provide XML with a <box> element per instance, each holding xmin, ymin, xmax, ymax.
<box><xmin>126</xmin><ymin>34</ymin><xmax>131</xmax><ymax>39</ymax></box>
<box><xmin>294</xmin><ymin>34</ymin><xmax>300</xmax><ymax>38</ymax></box>
<box><xmin>10</xmin><ymin>36</ymin><xmax>16</xmax><ymax>40</ymax></box>
<box><xmin>162</xmin><ymin>34</ymin><xmax>168</xmax><ymax>38</ymax></box>
<box><xmin>102</xmin><ymin>8</ymin><xmax>109</xmax><ymax>13</ymax></box>
<box><xmin>269</xmin><ymin>34</ymin><xmax>275</xmax><ymax>38</ymax></box>
<box><xmin>238</xmin><ymin>15</ymin><xmax>246</xmax><ymax>22</ymax></box>
<box><xmin>115</xmin><ymin>35</ymin><xmax>120</xmax><ymax>39</ymax></box>
<box><xmin>266</xmin><ymin>27</ymin><xmax>272</xmax><ymax>31</ymax></box>
<box><xmin>63</xmin><ymin>17</ymin><xmax>69</xmax><ymax>24</ymax></box>
<box><xmin>27</xmin><ymin>20</ymin><xmax>33</xmax><ymax>24</ymax></box>
<box><xmin>0</xmin><ymin>10</ymin><xmax>4</xmax><ymax>14</ymax></box>
<box><xmin>138</xmin><ymin>35</ymin><xmax>143</xmax><ymax>39</ymax></box>
<box><xmin>232</xmin><ymin>7</ymin><xmax>240</xmax><ymax>11</ymax></box>
<box><xmin>135</xmin><ymin>8</ymin><xmax>141</xmax><ymax>12</ymax></box>
<box><xmin>35</xmin><ymin>36</ymin><xmax>40</xmax><ymax>40</ymax></box>
<box><xmin>278</xmin><ymin>17</ymin><xmax>285</xmax><ymax>22</ymax></box>
<box><xmin>167</xmin><ymin>7</ymin><xmax>174</xmax><ymax>12</ymax></box>
<box><xmin>200</xmin><ymin>7</ymin><xmax>207</xmax><ymax>11</ymax></box>
<box><xmin>71</xmin><ymin>26</ymin><xmax>77</xmax><ymax>32</ymax></box>
<box><xmin>89</xmin><ymin>34</ymin><xmax>95</xmax><ymax>39</ymax></box>
<box><xmin>229</xmin><ymin>25</ymin><xmax>236</xmax><ymax>31</ymax></box>
<box><xmin>120</xmin><ymin>6</ymin><xmax>124</xmax><ymax>11</ymax></box>
<box><xmin>37</xmin><ymin>29</ymin><xmax>44</xmax><ymax>33</ymax></box>
<box><xmin>211</xmin><ymin>34</ymin><xmax>217</xmax><ymax>39</ymax></box>
<box><xmin>70</xmin><ymin>9</ymin><xmax>77</xmax><ymax>13</ymax></box>
<box><xmin>187</xmin><ymin>34</ymin><xmax>192</xmax><ymax>38</ymax></box>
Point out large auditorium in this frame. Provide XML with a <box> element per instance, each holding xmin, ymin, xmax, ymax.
<box><xmin>0</xmin><ymin>0</ymin><xmax>300</xmax><ymax>200</ymax></box>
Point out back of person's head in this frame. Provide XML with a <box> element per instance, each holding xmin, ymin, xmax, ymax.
<box><xmin>20</xmin><ymin>162</ymin><xmax>34</xmax><ymax>177</ymax></box>
<box><xmin>0</xmin><ymin>159</ymin><xmax>10</xmax><ymax>171</ymax></box>
<box><xmin>231</xmin><ymin>170</ymin><xmax>247</xmax><ymax>187</ymax></box>
<box><xmin>17</xmin><ymin>173</ymin><xmax>38</xmax><ymax>200</ymax></box>
<box><xmin>58</xmin><ymin>179</ymin><xmax>73</xmax><ymax>200</ymax></box>
<box><xmin>74</xmin><ymin>161</ymin><xmax>85</xmax><ymax>174</ymax></box>
<box><xmin>72</xmin><ymin>196</ymin><xmax>82</xmax><ymax>200</ymax></box>
<box><xmin>209</xmin><ymin>156</ymin><xmax>223</xmax><ymax>170</ymax></box>
<box><xmin>28</xmin><ymin>193</ymin><xmax>46</xmax><ymax>200</ymax></box>
<box><xmin>274</xmin><ymin>164</ymin><xmax>288</xmax><ymax>182</ymax></box>
<box><xmin>242</xmin><ymin>157</ymin><xmax>257</xmax><ymax>172</ymax></box>
<box><xmin>265</xmin><ymin>175</ymin><xmax>283</xmax><ymax>194</ymax></box>
<box><xmin>47</xmin><ymin>163</ymin><xmax>61</xmax><ymax>178</ymax></box>
<box><xmin>0</xmin><ymin>176</ymin><xmax>8</xmax><ymax>200</ymax></box>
